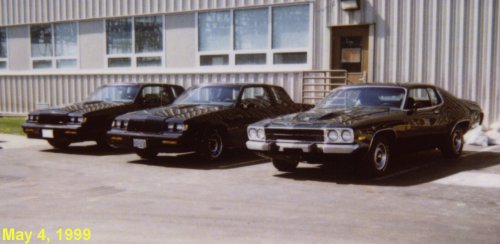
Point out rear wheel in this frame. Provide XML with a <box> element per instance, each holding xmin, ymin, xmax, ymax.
<box><xmin>272</xmin><ymin>159</ymin><xmax>299</xmax><ymax>172</ymax></box>
<box><xmin>199</xmin><ymin>129</ymin><xmax>225</xmax><ymax>161</ymax></box>
<box><xmin>136</xmin><ymin>149</ymin><xmax>158</xmax><ymax>160</ymax></box>
<box><xmin>440</xmin><ymin>128</ymin><xmax>464</xmax><ymax>159</ymax></box>
<box><xmin>361</xmin><ymin>136</ymin><xmax>392</xmax><ymax>176</ymax></box>
<box><xmin>47</xmin><ymin>139</ymin><xmax>70</xmax><ymax>149</ymax></box>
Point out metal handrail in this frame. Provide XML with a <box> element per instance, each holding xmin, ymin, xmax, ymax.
<box><xmin>302</xmin><ymin>70</ymin><xmax>348</xmax><ymax>104</ymax></box>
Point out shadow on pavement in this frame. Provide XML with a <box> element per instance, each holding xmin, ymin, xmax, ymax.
<box><xmin>42</xmin><ymin>144</ymin><xmax>131</xmax><ymax>156</ymax></box>
<box><xmin>274</xmin><ymin>149</ymin><xmax>500</xmax><ymax>186</ymax></box>
<box><xmin>128</xmin><ymin>149</ymin><xmax>268</xmax><ymax>170</ymax></box>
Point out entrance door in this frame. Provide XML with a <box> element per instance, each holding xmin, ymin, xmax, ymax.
<box><xmin>331</xmin><ymin>25</ymin><xmax>369</xmax><ymax>84</ymax></box>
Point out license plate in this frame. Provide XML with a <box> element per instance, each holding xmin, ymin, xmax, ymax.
<box><xmin>133</xmin><ymin>138</ymin><xmax>147</xmax><ymax>149</ymax></box>
<box><xmin>41</xmin><ymin>129</ymin><xmax>54</xmax><ymax>138</ymax></box>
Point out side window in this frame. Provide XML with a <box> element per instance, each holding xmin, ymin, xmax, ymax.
<box><xmin>271</xmin><ymin>87</ymin><xmax>294</xmax><ymax>105</ymax></box>
<box><xmin>426</xmin><ymin>88</ymin><xmax>441</xmax><ymax>105</ymax></box>
<box><xmin>408</xmin><ymin>88</ymin><xmax>431</xmax><ymax>108</ymax></box>
<box><xmin>140</xmin><ymin>86</ymin><xmax>172</xmax><ymax>106</ymax></box>
<box><xmin>241</xmin><ymin>87</ymin><xmax>271</xmax><ymax>108</ymax></box>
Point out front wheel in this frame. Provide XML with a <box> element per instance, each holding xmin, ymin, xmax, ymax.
<box><xmin>47</xmin><ymin>139</ymin><xmax>70</xmax><ymax>149</ymax></box>
<box><xmin>440</xmin><ymin>128</ymin><xmax>464</xmax><ymax>159</ymax></box>
<box><xmin>361</xmin><ymin>137</ymin><xmax>392</xmax><ymax>176</ymax></box>
<box><xmin>199</xmin><ymin>129</ymin><xmax>225</xmax><ymax>161</ymax></box>
<box><xmin>272</xmin><ymin>159</ymin><xmax>299</xmax><ymax>172</ymax></box>
<box><xmin>136</xmin><ymin>149</ymin><xmax>158</xmax><ymax>160</ymax></box>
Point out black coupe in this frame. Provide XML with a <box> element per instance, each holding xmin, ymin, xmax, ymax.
<box><xmin>23</xmin><ymin>83</ymin><xmax>184</xmax><ymax>149</ymax></box>
<box><xmin>107</xmin><ymin>83</ymin><xmax>312</xmax><ymax>160</ymax></box>
<box><xmin>246</xmin><ymin>83</ymin><xmax>483</xmax><ymax>176</ymax></box>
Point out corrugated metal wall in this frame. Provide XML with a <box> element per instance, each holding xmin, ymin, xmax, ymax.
<box><xmin>0</xmin><ymin>72</ymin><xmax>302</xmax><ymax>115</ymax></box>
<box><xmin>0</xmin><ymin>0</ymin><xmax>310</xmax><ymax>26</ymax></box>
<box><xmin>329</xmin><ymin>0</ymin><xmax>499</xmax><ymax>126</ymax></box>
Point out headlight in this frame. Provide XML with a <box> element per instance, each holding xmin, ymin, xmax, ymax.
<box><xmin>176</xmin><ymin>123</ymin><xmax>188</xmax><ymax>131</ymax></box>
<box><xmin>248</xmin><ymin>128</ymin><xmax>257</xmax><ymax>139</ymax></box>
<box><xmin>327</xmin><ymin>130</ymin><xmax>339</xmax><ymax>141</ymax></box>
<box><xmin>112</xmin><ymin>121</ymin><xmax>117</xmax><ymax>127</ymax></box>
<box><xmin>77</xmin><ymin>117</ymin><xmax>86</xmax><ymax>123</ymax></box>
<box><xmin>122</xmin><ymin>120</ymin><xmax>128</xmax><ymax>129</ymax></box>
<box><xmin>167</xmin><ymin>123</ymin><xmax>174</xmax><ymax>131</ymax></box>
<box><xmin>341</xmin><ymin>130</ymin><xmax>353</xmax><ymax>142</ymax></box>
<box><xmin>248</xmin><ymin>127</ymin><xmax>265</xmax><ymax>141</ymax></box>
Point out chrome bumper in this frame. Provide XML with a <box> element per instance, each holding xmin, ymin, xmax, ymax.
<box><xmin>246</xmin><ymin>141</ymin><xmax>359</xmax><ymax>154</ymax></box>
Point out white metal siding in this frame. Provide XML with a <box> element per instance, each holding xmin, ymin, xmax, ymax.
<box><xmin>0</xmin><ymin>72</ymin><xmax>303</xmax><ymax>115</ymax></box>
<box><xmin>328</xmin><ymin>0</ymin><xmax>499</xmax><ymax>126</ymax></box>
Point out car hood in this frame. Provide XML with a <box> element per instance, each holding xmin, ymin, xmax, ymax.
<box><xmin>119</xmin><ymin>104</ymin><xmax>229</xmax><ymax>121</ymax></box>
<box><xmin>32</xmin><ymin>101</ymin><xmax>129</xmax><ymax>116</ymax></box>
<box><xmin>266</xmin><ymin>107</ymin><xmax>398</xmax><ymax>127</ymax></box>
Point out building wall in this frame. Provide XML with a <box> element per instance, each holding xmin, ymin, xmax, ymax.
<box><xmin>6</xmin><ymin>25</ymin><xmax>30</xmax><ymax>70</ymax></box>
<box><xmin>0</xmin><ymin>0</ymin><xmax>498</xmax><ymax>126</ymax></box>
<box><xmin>79</xmin><ymin>20</ymin><xmax>105</xmax><ymax>69</ymax></box>
<box><xmin>165</xmin><ymin>13</ymin><xmax>197</xmax><ymax>68</ymax></box>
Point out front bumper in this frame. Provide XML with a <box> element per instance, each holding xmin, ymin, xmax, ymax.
<box><xmin>246</xmin><ymin>140</ymin><xmax>360</xmax><ymax>154</ymax></box>
<box><xmin>22</xmin><ymin>123</ymin><xmax>86</xmax><ymax>141</ymax></box>
<box><xmin>107</xmin><ymin>130</ymin><xmax>192</xmax><ymax>153</ymax></box>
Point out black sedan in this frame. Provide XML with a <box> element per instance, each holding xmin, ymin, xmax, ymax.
<box><xmin>246</xmin><ymin>83</ymin><xmax>483</xmax><ymax>176</ymax></box>
<box><xmin>23</xmin><ymin>83</ymin><xmax>184</xmax><ymax>149</ymax></box>
<box><xmin>107</xmin><ymin>83</ymin><xmax>312</xmax><ymax>160</ymax></box>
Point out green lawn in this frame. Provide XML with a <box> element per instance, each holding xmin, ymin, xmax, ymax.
<box><xmin>0</xmin><ymin>117</ymin><xmax>25</xmax><ymax>135</ymax></box>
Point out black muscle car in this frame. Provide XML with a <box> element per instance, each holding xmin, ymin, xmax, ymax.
<box><xmin>23</xmin><ymin>83</ymin><xmax>184</xmax><ymax>149</ymax></box>
<box><xmin>107</xmin><ymin>83</ymin><xmax>312</xmax><ymax>160</ymax></box>
<box><xmin>246</xmin><ymin>83</ymin><xmax>483</xmax><ymax>176</ymax></box>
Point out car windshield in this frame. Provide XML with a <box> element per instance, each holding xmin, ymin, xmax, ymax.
<box><xmin>86</xmin><ymin>85</ymin><xmax>139</xmax><ymax>103</ymax></box>
<box><xmin>174</xmin><ymin>86</ymin><xmax>241</xmax><ymax>106</ymax></box>
<box><xmin>316</xmin><ymin>87</ymin><xmax>406</xmax><ymax>109</ymax></box>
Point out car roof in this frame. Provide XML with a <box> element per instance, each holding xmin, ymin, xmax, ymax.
<box><xmin>197</xmin><ymin>83</ymin><xmax>280</xmax><ymax>88</ymax></box>
<box><xmin>345</xmin><ymin>82</ymin><xmax>437</xmax><ymax>89</ymax></box>
<box><xmin>104</xmin><ymin>82</ymin><xmax>182</xmax><ymax>87</ymax></box>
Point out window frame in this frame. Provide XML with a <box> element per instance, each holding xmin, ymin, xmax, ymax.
<box><xmin>195</xmin><ymin>3</ymin><xmax>313</xmax><ymax>68</ymax></box>
<box><xmin>105</xmin><ymin>16</ymin><xmax>165</xmax><ymax>69</ymax></box>
<box><xmin>0</xmin><ymin>27</ymin><xmax>8</xmax><ymax>70</ymax></box>
<box><xmin>30</xmin><ymin>22</ymin><xmax>80</xmax><ymax>70</ymax></box>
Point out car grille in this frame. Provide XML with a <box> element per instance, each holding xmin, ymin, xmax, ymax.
<box><xmin>38</xmin><ymin>115</ymin><xmax>69</xmax><ymax>125</ymax></box>
<box><xmin>127</xmin><ymin>120</ymin><xmax>165</xmax><ymax>133</ymax></box>
<box><xmin>266</xmin><ymin>129</ymin><xmax>324</xmax><ymax>142</ymax></box>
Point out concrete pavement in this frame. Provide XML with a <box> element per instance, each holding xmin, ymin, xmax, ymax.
<box><xmin>0</xmin><ymin>134</ymin><xmax>499</xmax><ymax>243</ymax></box>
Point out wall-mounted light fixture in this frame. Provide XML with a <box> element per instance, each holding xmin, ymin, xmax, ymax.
<box><xmin>340</xmin><ymin>0</ymin><xmax>361</xmax><ymax>11</ymax></box>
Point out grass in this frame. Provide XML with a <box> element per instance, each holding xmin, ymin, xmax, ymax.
<box><xmin>0</xmin><ymin>117</ymin><xmax>25</xmax><ymax>135</ymax></box>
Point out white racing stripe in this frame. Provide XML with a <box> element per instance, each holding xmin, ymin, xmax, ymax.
<box><xmin>433</xmin><ymin>171</ymin><xmax>500</xmax><ymax>188</ymax></box>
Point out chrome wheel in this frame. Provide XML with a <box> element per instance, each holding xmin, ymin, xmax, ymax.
<box><xmin>373</xmin><ymin>142</ymin><xmax>388</xmax><ymax>171</ymax></box>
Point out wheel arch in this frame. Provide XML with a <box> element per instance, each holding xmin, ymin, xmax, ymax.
<box><xmin>368</xmin><ymin>129</ymin><xmax>397</xmax><ymax>151</ymax></box>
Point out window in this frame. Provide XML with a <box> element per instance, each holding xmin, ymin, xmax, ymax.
<box><xmin>198</xmin><ymin>11</ymin><xmax>231</xmax><ymax>52</ymax></box>
<box><xmin>30</xmin><ymin>23</ymin><xmax>78</xmax><ymax>69</ymax></box>
<box><xmin>407</xmin><ymin>88</ymin><xmax>438</xmax><ymax>108</ymax></box>
<box><xmin>140</xmin><ymin>86</ymin><xmax>173</xmax><ymax>106</ymax></box>
<box><xmin>197</xmin><ymin>4</ymin><xmax>310</xmax><ymax>66</ymax></box>
<box><xmin>106</xmin><ymin>16</ymin><xmax>163</xmax><ymax>68</ymax></box>
<box><xmin>0</xmin><ymin>28</ymin><xmax>6</xmax><ymax>69</ymax></box>
<box><xmin>241</xmin><ymin>87</ymin><xmax>271</xmax><ymax>108</ymax></box>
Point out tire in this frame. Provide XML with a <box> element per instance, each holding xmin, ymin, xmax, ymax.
<box><xmin>199</xmin><ymin>129</ymin><xmax>225</xmax><ymax>161</ymax></box>
<box><xmin>362</xmin><ymin>136</ymin><xmax>392</xmax><ymax>176</ymax></box>
<box><xmin>47</xmin><ymin>139</ymin><xmax>70</xmax><ymax>149</ymax></box>
<box><xmin>136</xmin><ymin>149</ymin><xmax>158</xmax><ymax>160</ymax></box>
<box><xmin>440</xmin><ymin>128</ymin><xmax>464</xmax><ymax>159</ymax></box>
<box><xmin>272</xmin><ymin>159</ymin><xmax>299</xmax><ymax>172</ymax></box>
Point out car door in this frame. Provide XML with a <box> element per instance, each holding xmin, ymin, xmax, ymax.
<box><xmin>404</xmin><ymin>87</ymin><xmax>442</xmax><ymax>148</ymax></box>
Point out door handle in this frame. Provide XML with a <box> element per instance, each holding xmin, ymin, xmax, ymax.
<box><xmin>433</xmin><ymin>110</ymin><xmax>440</xmax><ymax>114</ymax></box>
